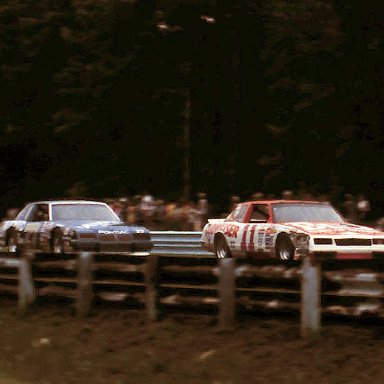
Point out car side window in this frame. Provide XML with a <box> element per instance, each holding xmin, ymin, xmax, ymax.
<box><xmin>233</xmin><ymin>205</ymin><xmax>249</xmax><ymax>223</ymax></box>
<box><xmin>16</xmin><ymin>204</ymin><xmax>31</xmax><ymax>221</ymax></box>
<box><xmin>27</xmin><ymin>204</ymin><xmax>49</xmax><ymax>222</ymax></box>
<box><xmin>250</xmin><ymin>204</ymin><xmax>269</xmax><ymax>223</ymax></box>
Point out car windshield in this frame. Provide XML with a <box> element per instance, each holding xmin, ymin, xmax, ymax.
<box><xmin>52</xmin><ymin>204</ymin><xmax>120</xmax><ymax>221</ymax></box>
<box><xmin>273</xmin><ymin>203</ymin><xmax>344</xmax><ymax>223</ymax></box>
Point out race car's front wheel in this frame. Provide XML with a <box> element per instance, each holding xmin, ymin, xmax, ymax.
<box><xmin>276</xmin><ymin>234</ymin><xmax>295</xmax><ymax>261</ymax></box>
<box><xmin>214</xmin><ymin>235</ymin><xmax>232</xmax><ymax>259</ymax></box>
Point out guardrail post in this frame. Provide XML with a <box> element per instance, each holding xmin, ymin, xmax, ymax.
<box><xmin>76</xmin><ymin>252</ymin><xmax>94</xmax><ymax>317</ymax></box>
<box><xmin>218</xmin><ymin>258</ymin><xmax>236</xmax><ymax>329</ymax></box>
<box><xmin>145</xmin><ymin>254</ymin><xmax>160</xmax><ymax>321</ymax></box>
<box><xmin>18</xmin><ymin>252</ymin><xmax>36</xmax><ymax>315</ymax></box>
<box><xmin>300</xmin><ymin>256</ymin><xmax>321</xmax><ymax>337</ymax></box>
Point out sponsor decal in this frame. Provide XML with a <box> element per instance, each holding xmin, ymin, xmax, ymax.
<box><xmin>265</xmin><ymin>227</ymin><xmax>277</xmax><ymax>235</ymax></box>
<box><xmin>82</xmin><ymin>221</ymin><xmax>112</xmax><ymax>229</ymax></box>
<box><xmin>98</xmin><ymin>230</ymin><xmax>131</xmax><ymax>235</ymax></box>
<box><xmin>248</xmin><ymin>225</ymin><xmax>256</xmax><ymax>251</ymax></box>
<box><xmin>257</xmin><ymin>229</ymin><xmax>265</xmax><ymax>247</ymax></box>
<box><xmin>25</xmin><ymin>223</ymin><xmax>41</xmax><ymax>232</ymax></box>
<box><xmin>223</xmin><ymin>224</ymin><xmax>240</xmax><ymax>238</ymax></box>
<box><xmin>287</xmin><ymin>222</ymin><xmax>383</xmax><ymax>236</ymax></box>
<box><xmin>241</xmin><ymin>225</ymin><xmax>251</xmax><ymax>251</ymax></box>
<box><xmin>265</xmin><ymin>227</ymin><xmax>277</xmax><ymax>248</ymax></box>
<box><xmin>205</xmin><ymin>223</ymin><xmax>222</xmax><ymax>236</ymax></box>
<box><xmin>206</xmin><ymin>233</ymin><xmax>214</xmax><ymax>244</ymax></box>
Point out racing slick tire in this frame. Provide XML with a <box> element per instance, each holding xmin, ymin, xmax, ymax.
<box><xmin>275</xmin><ymin>234</ymin><xmax>295</xmax><ymax>261</ymax></box>
<box><xmin>7</xmin><ymin>231</ymin><xmax>19</xmax><ymax>253</ymax></box>
<box><xmin>214</xmin><ymin>235</ymin><xmax>232</xmax><ymax>259</ymax></box>
<box><xmin>51</xmin><ymin>231</ymin><xmax>64</xmax><ymax>254</ymax></box>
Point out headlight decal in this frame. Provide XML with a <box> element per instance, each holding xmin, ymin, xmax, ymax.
<box><xmin>314</xmin><ymin>238</ymin><xmax>333</xmax><ymax>245</ymax></box>
<box><xmin>290</xmin><ymin>233</ymin><xmax>310</xmax><ymax>247</ymax></box>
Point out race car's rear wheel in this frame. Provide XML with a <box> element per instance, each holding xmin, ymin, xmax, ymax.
<box><xmin>276</xmin><ymin>234</ymin><xmax>295</xmax><ymax>261</ymax></box>
<box><xmin>214</xmin><ymin>235</ymin><xmax>232</xmax><ymax>259</ymax></box>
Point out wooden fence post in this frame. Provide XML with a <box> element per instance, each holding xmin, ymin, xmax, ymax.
<box><xmin>301</xmin><ymin>255</ymin><xmax>321</xmax><ymax>337</ymax></box>
<box><xmin>145</xmin><ymin>254</ymin><xmax>160</xmax><ymax>322</ymax></box>
<box><xmin>218</xmin><ymin>258</ymin><xmax>236</xmax><ymax>329</ymax></box>
<box><xmin>18</xmin><ymin>253</ymin><xmax>36</xmax><ymax>315</ymax></box>
<box><xmin>76</xmin><ymin>252</ymin><xmax>94</xmax><ymax>317</ymax></box>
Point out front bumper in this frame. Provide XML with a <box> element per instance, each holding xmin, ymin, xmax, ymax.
<box><xmin>65</xmin><ymin>239</ymin><xmax>153</xmax><ymax>254</ymax></box>
<box><xmin>310</xmin><ymin>251</ymin><xmax>384</xmax><ymax>261</ymax></box>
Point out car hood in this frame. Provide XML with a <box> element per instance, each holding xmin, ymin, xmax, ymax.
<box><xmin>281</xmin><ymin>222</ymin><xmax>384</xmax><ymax>237</ymax></box>
<box><xmin>55</xmin><ymin>220</ymin><xmax>148</xmax><ymax>233</ymax></box>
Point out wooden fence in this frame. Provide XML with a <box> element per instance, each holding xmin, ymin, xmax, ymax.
<box><xmin>1</xmin><ymin>231</ymin><xmax>384</xmax><ymax>338</ymax></box>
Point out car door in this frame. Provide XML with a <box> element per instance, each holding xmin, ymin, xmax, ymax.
<box><xmin>233</xmin><ymin>203</ymin><xmax>272</xmax><ymax>254</ymax></box>
<box><xmin>248</xmin><ymin>204</ymin><xmax>274</xmax><ymax>253</ymax></box>
<box><xmin>23</xmin><ymin>203</ymin><xmax>50</xmax><ymax>248</ymax></box>
<box><xmin>228</xmin><ymin>204</ymin><xmax>251</xmax><ymax>253</ymax></box>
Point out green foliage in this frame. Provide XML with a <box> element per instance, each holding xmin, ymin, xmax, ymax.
<box><xmin>0</xmin><ymin>0</ymin><xmax>383</xmax><ymax>214</ymax></box>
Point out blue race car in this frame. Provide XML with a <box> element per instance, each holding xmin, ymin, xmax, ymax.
<box><xmin>0</xmin><ymin>200</ymin><xmax>152</xmax><ymax>254</ymax></box>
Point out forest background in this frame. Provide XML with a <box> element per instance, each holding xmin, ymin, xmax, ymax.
<box><xmin>1</xmin><ymin>0</ymin><xmax>383</xmax><ymax>216</ymax></box>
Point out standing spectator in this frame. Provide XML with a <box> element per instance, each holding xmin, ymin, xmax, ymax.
<box><xmin>376</xmin><ymin>216</ymin><xmax>384</xmax><ymax>231</ymax></box>
<box><xmin>187</xmin><ymin>201</ymin><xmax>201</xmax><ymax>231</ymax></box>
<box><xmin>165</xmin><ymin>201</ymin><xmax>177</xmax><ymax>219</ymax></box>
<box><xmin>343</xmin><ymin>194</ymin><xmax>358</xmax><ymax>223</ymax></box>
<box><xmin>357</xmin><ymin>194</ymin><xmax>371</xmax><ymax>224</ymax></box>
<box><xmin>4</xmin><ymin>207</ymin><xmax>19</xmax><ymax>222</ymax></box>
<box><xmin>230</xmin><ymin>195</ymin><xmax>240</xmax><ymax>212</ymax></box>
<box><xmin>140</xmin><ymin>192</ymin><xmax>155</xmax><ymax>223</ymax></box>
<box><xmin>196</xmin><ymin>192</ymin><xmax>209</xmax><ymax>230</ymax></box>
<box><xmin>126</xmin><ymin>199</ymin><xmax>138</xmax><ymax>224</ymax></box>
<box><xmin>153</xmin><ymin>199</ymin><xmax>166</xmax><ymax>223</ymax></box>
<box><xmin>252</xmin><ymin>192</ymin><xmax>264</xmax><ymax>200</ymax></box>
<box><xmin>282</xmin><ymin>190</ymin><xmax>294</xmax><ymax>200</ymax></box>
<box><xmin>110</xmin><ymin>200</ymin><xmax>124</xmax><ymax>220</ymax></box>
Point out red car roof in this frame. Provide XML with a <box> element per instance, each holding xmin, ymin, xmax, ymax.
<box><xmin>243</xmin><ymin>200</ymin><xmax>329</xmax><ymax>205</ymax></box>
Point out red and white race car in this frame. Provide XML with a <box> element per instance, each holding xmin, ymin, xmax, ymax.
<box><xmin>201</xmin><ymin>200</ymin><xmax>384</xmax><ymax>260</ymax></box>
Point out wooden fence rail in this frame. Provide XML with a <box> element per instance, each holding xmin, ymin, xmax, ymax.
<box><xmin>0</xmin><ymin>250</ymin><xmax>323</xmax><ymax>337</ymax></box>
<box><xmin>0</xmin><ymin>252</ymin><xmax>35</xmax><ymax>314</ymax></box>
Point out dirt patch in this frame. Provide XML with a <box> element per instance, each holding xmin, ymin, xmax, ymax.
<box><xmin>0</xmin><ymin>299</ymin><xmax>384</xmax><ymax>384</ymax></box>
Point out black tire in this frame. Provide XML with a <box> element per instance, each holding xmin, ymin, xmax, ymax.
<box><xmin>7</xmin><ymin>232</ymin><xmax>19</xmax><ymax>253</ymax></box>
<box><xmin>51</xmin><ymin>231</ymin><xmax>63</xmax><ymax>253</ymax></box>
<box><xmin>276</xmin><ymin>234</ymin><xmax>295</xmax><ymax>261</ymax></box>
<box><xmin>214</xmin><ymin>235</ymin><xmax>232</xmax><ymax>259</ymax></box>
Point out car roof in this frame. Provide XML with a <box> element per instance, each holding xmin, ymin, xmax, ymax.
<box><xmin>243</xmin><ymin>200</ymin><xmax>330</xmax><ymax>205</ymax></box>
<box><xmin>28</xmin><ymin>200</ymin><xmax>108</xmax><ymax>205</ymax></box>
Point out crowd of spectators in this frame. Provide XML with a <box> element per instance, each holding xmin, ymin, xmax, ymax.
<box><xmin>105</xmin><ymin>191</ymin><xmax>209</xmax><ymax>231</ymax></box>
<box><xmin>103</xmin><ymin>189</ymin><xmax>376</xmax><ymax>231</ymax></box>
<box><xmin>0</xmin><ymin>189</ymin><xmax>378</xmax><ymax>231</ymax></box>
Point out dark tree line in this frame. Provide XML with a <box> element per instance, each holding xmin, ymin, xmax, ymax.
<box><xmin>1</xmin><ymin>0</ymin><xmax>384</xmax><ymax>215</ymax></box>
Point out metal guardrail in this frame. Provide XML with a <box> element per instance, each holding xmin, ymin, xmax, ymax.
<box><xmin>150</xmin><ymin>231</ymin><xmax>211</xmax><ymax>257</ymax></box>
